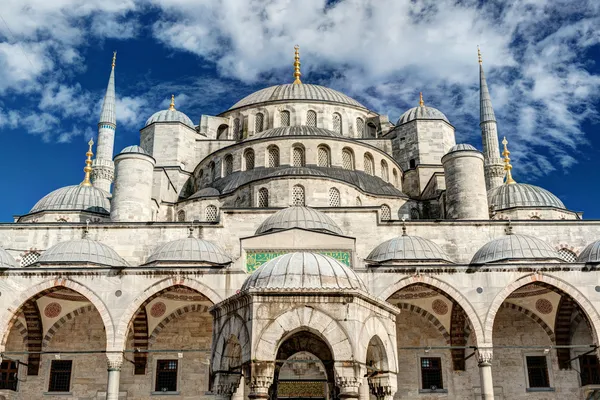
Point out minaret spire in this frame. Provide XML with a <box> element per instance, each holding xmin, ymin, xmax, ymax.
<box><xmin>293</xmin><ymin>45</ymin><xmax>302</xmax><ymax>84</ymax></box>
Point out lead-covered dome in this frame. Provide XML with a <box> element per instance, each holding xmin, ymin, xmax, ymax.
<box><xmin>253</xmin><ymin>126</ymin><xmax>343</xmax><ymax>139</ymax></box>
<box><xmin>397</xmin><ymin>99</ymin><xmax>449</xmax><ymax>125</ymax></box>
<box><xmin>577</xmin><ymin>240</ymin><xmax>600</xmax><ymax>263</ymax></box>
<box><xmin>145</xmin><ymin>98</ymin><xmax>194</xmax><ymax>128</ymax></box>
<box><xmin>119</xmin><ymin>145</ymin><xmax>149</xmax><ymax>155</ymax></box>
<box><xmin>37</xmin><ymin>239</ymin><xmax>128</xmax><ymax>267</ymax></box>
<box><xmin>471</xmin><ymin>234</ymin><xmax>561</xmax><ymax>264</ymax></box>
<box><xmin>256</xmin><ymin>206</ymin><xmax>343</xmax><ymax>236</ymax></box>
<box><xmin>488</xmin><ymin>183</ymin><xmax>565</xmax><ymax>210</ymax></box>
<box><xmin>447</xmin><ymin>144</ymin><xmax>477</xmax><ymax>153</ymax></box>
<box><xmin>146</xmin><ymin>237</ymin><xmax>231</xmax><ymax>265</ymax></box>
<box><xmin>366</xmin><ymin>235</ymin><xmax>453</xmax><ymax>264</ymax></box>
<box><xmin>228</xmin><ymin>84</ymin><xmax>366</xmax><ymax>111</ymax></box>
<box><xmin>0</xmin><ymin>247</ymin><xmax>18</xmax><ymax>268</ymax></box>
<box><xmin>30</xmin><ymin>185</ymin><xmax>110</xmax><ymax>215</ymax></box>
<box><xmin>241</xmin><ymin>252</ymin><xmax>366</xmax><ymax>291</ymax></box>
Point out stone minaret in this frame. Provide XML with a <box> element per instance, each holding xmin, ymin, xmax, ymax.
<box><xmin>478</xmin><ymin>48</ymin><xmax>504</xmax><ymax>190</ymax></box>
<box><xmin>92</xmin><ymin>52</ymin><xmax>117</xmax><ymax>193</ymax></box>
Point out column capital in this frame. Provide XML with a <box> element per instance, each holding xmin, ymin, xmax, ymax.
<box><xmin>369</xmin><ymin>372</ymin><xmax>396</xmax><ymax>400</ymax></box>
<box><xmin>477</xmin><ymin>347</ymin><xmax>494</xmax><ymax>366</ymax></box>
<box><xmin>106</xmin><ymin>352</ymin><xmax>124</xmax><ymax>371</ymax></box>
<box><xmin>336</xmin><ymin>376</ymin><xmax>361</xmax><ymax>399</ymax></box>
<box><xmin>213</xmin><ymin>372</ymin><xmax>241</xmax><ymax>398</ymax></box>
<box><xmin>245</xmin><ymin>361</ymin><xmax>274</xmax><ymax>399</ymax></box>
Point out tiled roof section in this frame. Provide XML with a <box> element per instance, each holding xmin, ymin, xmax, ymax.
<box><xmin>37</xmin><ymin>239</ymin><xmax>128</xmax><ymax>267</ymax></box>
<box><xmin>0</xmin><ymin>247</ymin><xmax>17</xmax><ymax>268</ymax></box>
<box><xmin>252</xmin><ymin>126</ymin><xmax>343</xmax><ymax>139</ymax></box>
<box><xmin>448</xmin><ymin>143</ymin><xmax>477</xmax><ymax>153</ymax></box>
<box><xmin>366</xmin><ymin>235</ymin><xmax>453</xmax><ymax>263</ymax></box>
<box><xmin>577</xmin><ymin>240</ymin><xmax>600</xmax><ymax>263</ymax></box>
<box><xmin>146</xmin><ymin>237</ymin><xmax>231</xmax><ymax>265</ymax></box>
<box><xmin>488</xmin><ymin>183</ymin><xmax>565</xmax><ymax>210</ymax></box>
<box><xmin>30</xmin><ymin>185</ymin><xmax>110</xmax><ymax>214</ymax></box>
<box><xmin>228</xmin><ymin>84</ymin><xmax>366</xmax><ymax>110</ymax></box>
<box><xmin>480</xmin><ymin>63</ymin><xmax>496</xmax><ymax>123</ymax></box>
<box><xmin>255</xmin><ymin>206</ymin><xmax>343</xmax><ymax>235</ymax></box>
<box><xmin>397</xmin><ymin>106</ymin><xmax>449</xmax><ymax>125</ymax></box>
<box><xmin>241</xmin><ymin>252</ymin><xmax>367</xmax><ymax>291</ymax></box>
<box><xmin>99</xmin><ymin>66</ymin><xmax>116</xmax><ymax>125</ymax></box>
<box><xmin>145</xmin><ymin>109</ymin><xmax>195</xmax><ymax>128</ymax></box>
<box><xmin>471</xmin><ymin>234</ymin><xmax>561</xmax><ymax>264</ymax></box>
<box><xmin>119</xmin><ymin>145</ymin><xmax>149</xmax><ymax>155</ymax></box>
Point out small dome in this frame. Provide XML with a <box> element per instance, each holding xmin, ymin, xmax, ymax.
<box><xmin>119</xmin><ymin>145</ymin><xmax>149</xmax><ymax>155</ymax></box>
<box><xmin>0</xmin><ymin>247</ymin><xmax>18</xmax><ymax>268</ymax></box>
<box><xmin>471</xmin><ymin>234</ymin><xmax>561</xmax><ymax>264</ymax></box>
<box><xmin>397</xmin><ymin>105</ymin><xmax>449</xmax><ymax>125</ymax></box>
<box><xmin>145</xmin><ymin>109</ymin><xmax>194</xmax><ymax>128</ymax></box>
<box><xmin>253</xmin><ymin>126</ymin><xmax>343</xmax><ymax>139</ymax></box>
<box><xmin>30</xmin><ymin>185</ymin><xmax>110</xmax><ymax>215</ymax></box>
<box><xmin>241</xmin><ymin>252</ymin><xmax>366</xmax><ymax>291</ymax></box>
<box><xmin>488</xmin><ymin>183</ymin><xmax>565</xmax><ymax>211</ymax></box>
<box><xmin>577</xmin><ymin>240</ymin><xmax>600</xmax><ymax>263</ymax></box>
<box><xmin>37</xmin><ymin>239</ymin><xmax>128</xmax><ymax>267</ymax></box>
<box><xmin>146</xmin><ymin>237</ymin><xmax>231</xmax><ymax>265</ymax></box>
<box><xmin>366</xmin><ymin>235</ymin><xmax>453</xmax><ymax>264</ymax></box>
<box><xmin>448</xmin><ymin>144</ymin><xmax>477</xmax><ymax>153</ymax></box>
<box><xmin>256</xmin><ymin>206</ymin><xmax>343</xmax><ymax>236</ymax></box>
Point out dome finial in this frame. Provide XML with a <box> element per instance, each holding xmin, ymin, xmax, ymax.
<box><xmin>293</xmin><ymin>45</ymin><xmax>302</xmax><ymax>84</ymax></box>
<box><xmin>501</xmin><ymin>137</ymin><xmax>516</xmax><ymax>185</ymax></box>
<box><xmin>419</xmin><ymin>92</ymin><xmax>425</xmax><ymax>107</ymax></box>
<box><xmin>80</xmin><ymin>139</ymin><xmax>94</xmax><ymax>187</ymax></box>
<box><xmin>477</xmin><ymin>46</ymin><xmax>482</xmax><ymax>65</ymax></box>
<box><xmin>112</xmin><ymin>51</ymin><xmax>117</xmax><ymax>69</ymax></box>
<box><xmin>169</xmin><ymin>94</ymin><xmax>176</xmax><ymax>111</ymax></box>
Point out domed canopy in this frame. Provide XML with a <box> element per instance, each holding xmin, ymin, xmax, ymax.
<box><xmin>253</xmin><ymin>126</ymin><xmax>343</xmax><ymax>139</ymax></box>
<box><xmin>146</xmin><ymin>237</ymin><xmax>231</xmax><ymax>265</ymax></box>
<box><xmin>145</xmin><ymin>109</ymin><xmax>194</xmax><ymax>128</ymax></box>
<box><xmin>488</xmin><ymin>183</ymin><xmax>565</xmax><ymax>211</ymax></box>
<box><xmin>397</xmin><ymin>103</ymin><xmax>449</xmax><ymax>125</ymax></box>
<box><xmin>366</xmin><ymin>235</ymin><xmax>453</xmax><ymax>264</ymax></box>
<box><xmin>119</xmin><ymin>145</ymin><xmax>149</xmax><ymax>155</ymax></box>
<box><xmin>37</xmin><ymin>239</ymin><xmax>128</xmax><ymax>267</ymax></box>
<box><xmin>471</xmin><ymin>234</ymin><xmax>561</xmax><ymax>264</ymax></box>
<box><xmin>256</xmin><ymin>206</ymin><xmax>343</xmax><ymax>236</ymax></box>
<box><xmin>577</xmin><ymin>240</ymin><xmax>600</xmax><ymax>263</ymax></box>
<box><xmin>30</xmin><ymin>185</ymin><xmax>110</xmax><ymax>215</ymax></box>
<box><xmin>241</xmin><ymin>252</ymin><xmax>366</xmax><ymax>291</ymax></box>
<box><xmin>447</xmin><ymin>143</ymin><xmax>477</xmax><ymax>153</ymax></box>
<box><xmin>0</xmin><ymin>247</ymin><xmax>18</xmax><ymax>268</ymax></box>
<box><xmin>228</xmin><ymin>84</ymin><xmax>366</xmax><ymax>111</ymax></box>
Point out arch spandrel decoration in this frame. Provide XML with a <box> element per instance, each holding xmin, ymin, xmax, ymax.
<box><xmin>357</xmin><ymin>315</ymin><xmax>397</xmax><ymax>371</ymax></box>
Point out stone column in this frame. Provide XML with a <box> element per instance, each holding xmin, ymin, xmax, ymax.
<box><xmin>360</xmin><ymin>376</ymin><xmax>370</xmax><ymax>400</ymax></box>
<box><xmin>478</xmin><ymin>348</ymin><xmax>495</xmax><ymax>400</ymax></box>
<box><xmin>106</xmin><ymin>353</ymin><xmax>123</xmax><ymax>400</ymax></box>
<box><xmin>231</xmin><ymin>376</ymin><xmax>244</xmax><ymax>400</ymax></box>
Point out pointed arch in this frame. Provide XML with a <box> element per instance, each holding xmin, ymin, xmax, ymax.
<box><xmin>500</xmin><ymin>303</ymin><xmax>555</xmax><ymax>343</ymax></box>
<box><xmin>149</xmin><ymin>304</ymin><xmax>211</xmax><ymax>345</ymax></box>
<box><xmin>212</xmin><ymin>313</ymin><xmax>251</xmax><ymax>375</ymax></box>
<box><xmin>357</xmin><ymin>316</ymin><xmax>397</xmax><ymax>370</ymax></box>
<box><xmin>42</xmin><ymin>305</ymin><xmax>96</xmax><ymax>348</ymax></box>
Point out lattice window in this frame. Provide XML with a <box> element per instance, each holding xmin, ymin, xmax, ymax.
<box><xmin>380</xmin><ymin>204</ymin><xmax>391</xmax><ymax>221</ymax></box>
<box><xmin>244</xmin><ymin>149</ymin><xmax>255</xmax><ymax>171</ymax></box>
<box><xmin>364</xmin><ymin>154</ymin><xmax>374</xmax><ymax>175</ymax></box>
<box><xmin>177</xmin><ymin>210</ymin><xmax>186</xmax><ymax>222</ymax></box>
<box><xmin>329</xmin><ymin>188</ymin><xmax>340</xmax><ymax>207</ymax></box>
<box><xmin>280</xmin><ymin>110</ymin><xmax>290</xmax><ymax>127</ymax></box>
<box><xmin>268</xmin><ymin>146</ymin><xmax>280</xmax><ymax>168</ymax></box>
<box><xmin>332</xmin><ymin>113</ymin><xmax>342</xmax><ymax>134</ymax></box>
<box><xmin>255</xmin><ymin>113</ymin><xmax>264</xmax><ymax>133</ymax></box>
<box><xmin>526</xmin><ymin>356</ymin><xmax>550</xmax><ymax>388</ymax></box>
<box><xmin>420</xmin><ymin>357</ymin><xmax>443</xmax><ymax>390</ymax></box>
<box><xmin>155</xmin><ymin>360</ymin><xmax>178</xmax><ymax>392</ymax></box>
<box><xmin>356</xmin><ymin>197</ymin><xmax>362</xmax><ymax>206</ymax></box>
<box><xmin>205</xmin><ymin>205</ymin><xmax>218</xmax><ymax>222</ymax></box>
<box><xmin>233</xmin><ymin>118</ymin><xmax>241</xmax><ymax>140</ymax></box>
<box><xmin>318</xmin><ymin>146</ymin><xmax>330</xmax><ymax>167</ymax></box>
<box><xmin>48</xmin><ymin>360</ymin><xmax>72</xmax><ymax>392</ymax></box>
<box><xmin>381</xmin><ymin>160</ymin><xmax>389</xmax><ymax>182</ymax></box>
<box><xmin>258</xmin><ymin>188</ymin><xmax>269</xmax><ymax>208</ymax></box>
<box><xmin>580</xmin><ymin>355</ymin><xmax>600</xmax><ymax>386</ymax></box>
<box><xmin>293</xmin><ymin>147</ymin><xmax>305</xmax><ymax>167</ymax></box>
<box><xmin>356</xmin><ymin>118</ymin><xmax>365</xmax><ymax>137</ymax></box>
<box><xmin>0</xmin><ymin>360</ymin><xmax>18</xmax><ymax>391</ymax></box>
<box><xmin>20</xmin><ymin>251</ymin><xmax>40</xmax><ymax>267</ymax></box>
<box><xmin>307</xmin><ymin>110</ymin><xmax>317</xmax><ymax>127</ymax></box>
<box><xmin>342</xmin><ymin>148</ymin><xmax>354</xmax><ymax>170</ymax></box>
<box><xmin>292</xmin><ymin>185</ymin><xmax>305</xmax><ymax>206</ymax></box>
<box><xmin>558</xmin><ymin>248</ymin><xmax>577</xmax><ymax>263</ymax></box>
<box><xmin>393</xmin><ymin>169</ymin><xmax>399</xmax><ymax>187</ymax></box>
<box><xmin>223</xmin><ymin>155</ymin><xmax>233</xmax><ymax>177</ymax></box>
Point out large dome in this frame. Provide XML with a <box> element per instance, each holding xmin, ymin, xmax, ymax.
<box><xmin>30</xmin><ymin>185</ymin><xmax>110</xmax><ymax>215</ymax></box>
<box><xmin>228</xmin><ymin>84</ymin><xmax>366</xmax><ymax>111</ymax></box>
<box><xmin>241</xmin><ymin>252</ymin><xmax>366</xmax><ymax>291</ymax></box>
<box><xmin>256</xmin><ymin>206</ymin><xmax>343</xmax><ymax>236</ymax></box>
<box><xmin>366</xmin><ymin>235</ymin><xmax>453</xmax><ymax>264</ymax></box>
<box><xmin>37</xmin><ymin>239</ymin><xmax>128</xmax><ymax>267</ymax></box>
<box><xmin>577</xmin><ymin>240</ymin><xmax>600</xmax><ymax>263</ymax></box>
<box><xmin>146</xmin><ymin>237</ymin><xmax>231</xmax><ymax>265</ymax></box>
<box><xmin>471</xmin><ymin>234</ymin><xmax>561</xmax><ymax>264</ymax></box>
<box><xmin>0</xmin><ymin>247</ymin><xmax>18</xmax><ymax>268</ymax></box>
<box><xmin>253</xmin><ymin>126</ymin><xmax>343</xmax><ymax>139</ymax></box>
<box><xmin>488</xmin><ymin>183</ymin><xmax>565</xmax><ymax>210</ymax></box>
<box><xmin>397</xmin><ymin>105</ymin><xmax>449</xmax><ymax>125</ymax></box>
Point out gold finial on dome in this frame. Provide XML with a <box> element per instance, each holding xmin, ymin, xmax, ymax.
<box><xmin>419</xmin><ymin>92</ymin><xmax>425</xmax><ymax>107</ymax></box>
<box><xmin>293</xmin><ymin>45</ymin><xmax>302</xmax><ymax>84</ymax></box>
<box><xmin>502</xmin><ymin>136</ymin><xmax>516</xmax><ymax>185</ymax></box>
<box><xmin>112</xmin><ymin>51</ymin><xmax>117</xmax><ymax>69</ymax></box>
<box><xmin>81</xmin><ymin>139</ymin><xmax>94</xmax><ymax>187</ymax></box>
<box><xmin>477</xmin><ymin>46</ymin><xmax>482</xmax><ymax>65</ymax></box>
<box><xmin>169</xmin><ymin>94</ymin><xmax>176</xmax><ymax>111</ymax></box>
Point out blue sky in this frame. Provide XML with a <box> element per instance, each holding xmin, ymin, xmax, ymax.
<box><xmin>1</xmin><ymin>0</ymin><xmax>599</xmax><ymax>221</ymax></box>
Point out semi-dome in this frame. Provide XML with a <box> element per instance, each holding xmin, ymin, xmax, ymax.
<box><xmin>471</xmin><ymin>234</ymin><xmax>561</xmax><ymax>264</ymax></box>
<box><xmin>488</xmin><ymin>183</ymin><xmax>565</xmax><ymax>211</ymax></box>
<box><xmin>30</xmin><ymin>185</ymin><xmax>110</xmax><ymax>215</ymax></box>
<box><xmin>146</xmin><ymin>237</ymin><xmax>231</xmax><ymax>265</ymax></box>
<box><xmin>37</xmin><ymin>239</ymin><xmax>128</xmax><ymax>267</ymax></box>
<box><xmin>145</xmin><ymin>97</ymin><xmax>194</xmax><ymax>128</ymax></box>
<box><xmin>119</xmin><ymin>145</ymin><xmax>149</xmax><ymax>155</ymax></box>
<box><xmin>577</xmin><ymin>240</ymin><xmax>600</xmax><ymax>263</ymax></box>
<box><xmin>253</xmin><ymin>126</ymin><xmax>343</xmax><ymax>139</ymax></box>
<box><xmin>0</xmin><ymin>247</ymin><xmax>18</xmax><ymax>268</ymax></box>
<box><xmin>447</xmin><ymin>144</ymin><xmax>477</xmax><ymax>153</ymax></box>
<box><xmin>241</xmin><ymin>252</ymin><xmax>367</xmax><ymax>291</ymax></box>
<box><xmin>228</xmin><ymin>84</ymin><xmax>366</xmax><ymax>111</ymax></box>
<box><xmin>256</xmin><ymin>206</ymin><xmax>343</xmax><ymax>236</ymax></box>
<box><xmin>366</xmin><ymin>235</ymin><xmax>453</xmax><ymax>264</ymax></box>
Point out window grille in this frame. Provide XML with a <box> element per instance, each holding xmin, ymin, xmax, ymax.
<box><xmin>48</xmin><ymin>360</ymin><xmax>72</xmax><ymax>392</ymax></box>
<box><xmin>580</xmin><ymin>355</ymin><xmax>600</xmax><ymax>386</ymax></box>
<box><xmin>342</xmin><ymin>149</ymin><xmax>354</xmax><ymax>170</ymax></box>
<box><xmin>0</xmin><ymin>360</ymin><xmax>18</xmax><ymax>391</ymax></box>
<box><xmin>558</xmin><ymin>248</ymin><xmax>577</xmax><ymax>263</ymax></box>
<box><xmin>293</xmin><ymin>147</ymin><xmax>305</xmax><ymax>167</ymax></box>
<box><xmin>526</xmin><ymin>356</ymin><xmax>550</xmax><ymax>388</ymax></box>
<box><xmin>292</xmin><ymin>185</ymin><xmax>305</xmax><ymax>206</ymax></box>
<box><xmin>307</xmin><ymin>110</ymin><xmax>317</xmax><ymax>127</ymax></box>
<box><xmin>420</xmin><ymin>357</ymin><xmax>443</xmax><ymax>390</ymax></box>
<box><xmin>329</xmin><ymin>188</ymin><xmax>340</xmax><ymax>207</ymax></box>
<box><xmin>258</xmin><ymin>188</ymin><xmax>269</xmax><ymax>208</ymax></box>
<box><xmin>318</xmin><ymin>146</ymin><xmax>330</xmax><ymax>167</ymax></box>
<box><xmin>233</xmin><ymin>118</ymin><xmax>241</xmax><ymax>140</ymax></box>
<box><xmin>244</xmin><ymin>149</ymin><xmax>255</xmax><ymax>170</ymax></box>
<box><xmin>356</xmin><ymin>197</ymin><xmax>362</xmax><ymax>206</ymax></box>
<box><xmin>380</xmin><ymin>204</ymin><xmax>391</xmax><ymax>221</ymax></box>
<box><xmin>280</xmin><ymin>110</ymin><xmax>290</xmax><ymax>127</ymax></box>
<box><xmin>393</xmin><ymin>169</ymin><xmax>399</xmax><ymax>187</ymax></box>
<box><xmin>177</xmin><ymin>210</ymin><xmax>186</xmax><ymax>222</ymax></box>
<box><xmin>268</xmin><ymin>146</ymin><xmax>280</xmax><ymax>168</ymax></box>
<box><xmin>20</xmin><ymin>251</ymin><xmax>40</xmax><ymax>267</ymax></box>
<box><xmin>364</xmin><ymin>154</ymin><xmax>374</xmax><ymax>175</ymax></box>
<box><xmin>381</xmin><ymin>161</ymin><xmax>389</xmax><ymax>182</ymax></box>
<box><xmin>356</xmin><ymin>118</ymin><xmax>365</xmax><ymax>137</ymax></box>
<box><xmin>155</xmin><ymin>360</ymin><xmax>178</xmax><ymax>392</ymax></box>
<box><xmin>205</xmin><ymin>205</ymin><xmax>218</xmax><ymax>222</ymax></box>
<box><xmin>224</xmin><ymin>155</ymin><xmax>233</xmax><ymax>177</ymax></box>
<box><xmin>255</xmin><ymin>113</ymin><xmax>264</xmax><ymax>133</ymax></box>
<box><xmin>332</xmin><ymin>113</ymin><xmax>342</xmax><ymax>134</ymax></box>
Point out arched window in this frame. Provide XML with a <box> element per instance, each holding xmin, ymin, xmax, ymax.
<box><xmin>307</xmin><ymin>110</ymin><xmax>317</xmax><ymax>127</ymax></box>
<box><xmin>20</xmin><ymin>251</ymin><xmax>41</xmax><ymax>267</ymax></box>
<box><xmin>233</xmin><ymin>118</ymin><xmax>241</xmax><ymax>140</ymax></box>
<box><xmin>177</xmin><ymin>210</ymin><xmax>186</xmax><ymax>222</ymax></box>
<box><xmin>356</xmin><ymin>118</ymin><xmax>365</xmax><ymax>137</ymax></box>
<box><xmin>223</xmin><ymin>154</ymin><xmax>233</xmax><ymax>177</ymax></box>
<box><xmin>364</xmin><ymin>153</ymin><xmax>374</xmax><ymax>175</ymax></box>
<box><xmin>329</xmin><ymin>188</ymin><xmax>340</xmax><ymax>207</ymax></box>
<box><xmin>409</xmin><ymin>159</ymin><xmax>416</xmax><ymax>169</ymax></box>
<box><xmin>317</xmin><ymin>145</ymin><xmax>331</xmax><ymax>167</ymax></box>
<box><xmin>393</xmin><ymin>169</ymin><xmax>399</xmax><ymax>187</ymax></box>
<box><xmin>205</xmin><ymin>205</ymin><xmax>218</xmax><ymax>222</ymax></box>
<box><xmin>292</xmin><ymin>146</ymin><xmax>305</xmax><ymax>167</ymax></box>
<box><xmin>381</xmin><ymin>160</ymin><xmax>389</xmax><ymax>182</ymax></box>
<box><xmin>342</xmin><ymin>148</ymin><xmax>354</xmax><ymax>170</ymax></box>
<box><xmin>380</xmin><ymin>204</ymin><xmax>391</xmax><ymax>221</ymax></box>
<box><xmin>280</xmin><ymin>110</ymin><xmax>290</xmax><ymax>127</ymax></box>
<box><xmin>268</xmin><ymin>146</ymin><xmax>280</xmax><ymax>168</ymax></box>
<box><xmin>558</xmin><ymin>248</ymin><xmax>577</xmax><ymax>263</ymax></box>
<box><xmin>332</xmin><ymin>112</ymin><xmax>342</xmax><ymax>134</ymax></box>
<box><xmin>217</xmin><ymin>124</ymin><xmax>229</xmax><ymax>140</ymax></box>
<box><xmin>356</xmin><ymin>197</ymin><xmax>362</xmax><ymax>206</ymax></box>
<box><xmin>258</xmin><ymin>188</ymin><xmax>269</xmax><ymax>208</ymax></box>
<box><xmin>244</xmin><ymin>149</ymin><xmax>255</xmax><ymax>171</ymax></box>
<box><xmin>292</xmin><ymin>185</ymin><xmax>305</xmax><ymax>206</ymax></box>
<box><xmin>255</xmin><ymin>113</ymin><xmax>264</xmax><ymax>133</ymax></box>
<box><xmin>367</xmin><ymin>122</ymin><xmax>376</xmax><ymax>138</ymax></box>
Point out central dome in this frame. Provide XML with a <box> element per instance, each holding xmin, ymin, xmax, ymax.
<box><xmin>256</xmin><ymin>206</ymin><xmax>343</xmax><ymax>235</ymax></box>
<box><xmin>253</xmin><ymin>126</ymin><xmax>343</xmax><ymax>139</ymax></box>
<box><xmin>228</xmin><ymin>84</ymin><xmax>366</xmax><ymax>111</ymax></box>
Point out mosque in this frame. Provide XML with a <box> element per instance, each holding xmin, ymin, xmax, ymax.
<box><xmin>1</xmin><ymin>46</ymin><xmax>600</xmax><ymax>400</ymax></box>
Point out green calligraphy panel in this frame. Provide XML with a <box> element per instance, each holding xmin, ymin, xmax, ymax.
<box><xmin>245</xmin><ymin>250</ymin><xmax>351</xmax><ymax>273</ymax></box>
